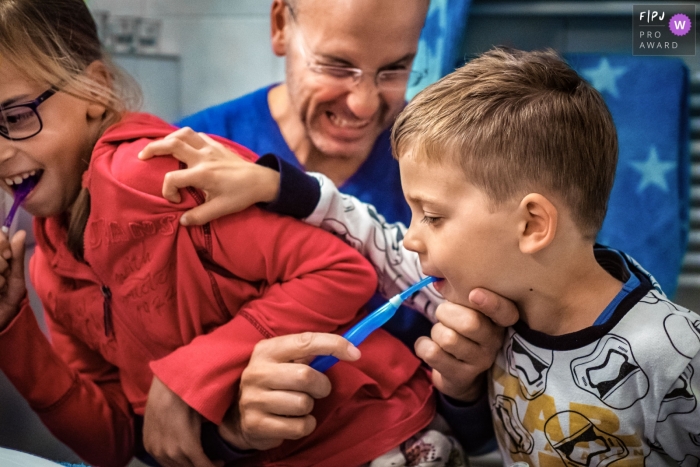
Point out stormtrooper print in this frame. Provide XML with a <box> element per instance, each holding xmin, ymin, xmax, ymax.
<box><xmin>506</xmin><ymin>334</ymin><xmax>553</xmax><ymax>400</ymax></box>
<box><xmin>544</xmin><ymin>411</ymin><xmax>629</xmax><ymax>467</ymax></box>
<box><xmin>570</xmin><ymin>334</ymin><xmax>649</xmax><ymax>409</ymax></box>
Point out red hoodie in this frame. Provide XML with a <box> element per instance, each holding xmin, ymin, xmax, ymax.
<box><xmin>0</xmin><ymin>114</ymin><xmax>434</xmax><ymax>467</ymax></box>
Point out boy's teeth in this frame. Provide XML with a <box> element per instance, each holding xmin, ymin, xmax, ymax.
<box><xmin>13</xmin><ymin>176</ymin><xmax>22</xmax><ymax>184</ymax></box>
<box><xmin>4</xmin><ymin>179</ymin><xmax>12</xmax><ymax>186</ymax></box>
<box><xmin>22</xmin><ymin>173</ymin><xmax>29</xmax><ymax>179</ymax></box>
<box><xmin>30</xmin><ymin>170</ymin><xmax>35</xmax><ymax>176</ymax></box>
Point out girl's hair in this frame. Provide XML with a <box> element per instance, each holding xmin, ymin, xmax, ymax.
<box><xmin>0</xmin><ymin>0</ymin><xmax>142</xmax><ymax>260</ymax></box>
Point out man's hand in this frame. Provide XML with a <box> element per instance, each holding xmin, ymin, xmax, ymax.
<box><xmin>0</xmin><ymin>230</ymin><xmax>26</xmax><ymax>332</ymax></box>
<box><xmin>218</xmin><ymin>332</ymin><xmax>360</xmax><ymax>451</ymax></box>
<box><xmin>415</xmin><ymin>288</ymin><xmax>519</xmax><ymax>402</ymax></box>
<box><xmin>143</xmin><ymin>375</ymin><xmax>217</xmax><ymax>467</ymax></box>
<box><xmin>138</xmin><ymin>127</ymin><xmax>280</xmax><ymax>226</ymax></box>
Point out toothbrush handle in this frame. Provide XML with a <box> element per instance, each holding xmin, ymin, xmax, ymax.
<box><xmin>309</xmin><ymin>355</ymin><xmax>338</xmax><ymax>372</ymax></box>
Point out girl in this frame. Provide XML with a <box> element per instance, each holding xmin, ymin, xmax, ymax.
<box><xmin>0</xmin><ymin>1</ymin><xmax>436</xmax><ymax>466</ymax></box>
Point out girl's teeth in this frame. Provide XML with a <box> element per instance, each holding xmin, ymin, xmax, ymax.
<box><xmin>30</xmin><ymin>171</ymin><xmax>35</xmax><ymax>176</ymax></box>
<box><xmin>5</xmin><ymin>179</ymin><xmax>12</xmax><ymax>186</ymax></box>
<box><xmin>21</xmin><ymin>173</ymin><xmax>29</xmax><ymax>179</ymax></box>
<box><xmin>13</xmin><ymin>176</ymin><xmax>22</xmax><ymax>184</ymax></box>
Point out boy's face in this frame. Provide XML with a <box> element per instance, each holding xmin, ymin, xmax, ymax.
<box><xmin>400</xmin><ymin>153</ymin><xmax>518</xmax><ymax>306</ymax></box>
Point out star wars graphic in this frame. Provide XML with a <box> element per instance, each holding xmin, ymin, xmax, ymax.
<box><xmin>493</xmin><ymin>395</ymin><xmax>534</xmax><ymax>455</ymax></box>
<box><xmin>664</xmin><ymin>313</ymin><xmax>700</xmax><ymax>359</ymax></box>
<box><xmin>506</xmin><ymin>334</ymin><xmax>553</xmax><ymax>400</ymax></box>
<box><xmin>545</xmin><ymin>411</ymin><xmax>629</xmax><ymax>466</ymax></box>
<box><xmin>571</xmin><ymin>335</ymin><xmax>649</xmax><ymax>409</ymax></box>
<box><xmin>658</xmin><ymin>364</ymin><xmax>696</xmax><ymax>422</ymax></box>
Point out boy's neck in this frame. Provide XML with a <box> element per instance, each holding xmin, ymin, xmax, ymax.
<box><xmin>514</xmin><ymin>245</ymin><xmax>624</xmax><ymax>336</ymax></box>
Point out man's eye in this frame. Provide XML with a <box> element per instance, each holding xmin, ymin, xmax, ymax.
<box><xmin>321</xmin><ymin>66</ymin><xmax>356</xmax><ymax>79</ymax></box>
<box><xmin>421</xmin><ymin>216</ymin><xmax>440</xmax><ymax>225</ymax></box>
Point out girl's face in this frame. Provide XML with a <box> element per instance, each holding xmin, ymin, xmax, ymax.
<box><xmin>0</xmin><ymin>61</ymin><xmax>105</xmax><ymax>218</ymax></box>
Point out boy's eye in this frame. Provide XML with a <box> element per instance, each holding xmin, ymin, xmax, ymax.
<box><xmin>421</xmin><ymin>216</ymin><xmax>440</xmax><ymax>225</ymax></box>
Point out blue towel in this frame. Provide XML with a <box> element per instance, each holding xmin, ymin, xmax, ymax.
<box><xmin>566</xmin><ymin>54</ymin><xmax>690</xmax><ymax>297</ymax></box>
<box><xmin>407</xmin><ymin>0</ymin><xmax>472</xmax><ymax>99</ymax></box>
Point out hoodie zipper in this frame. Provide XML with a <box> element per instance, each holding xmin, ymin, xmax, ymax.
<box><xmin>101</xmin><ymin>285</ymin><xmax>113</xmax><ymax>337</ymax></box>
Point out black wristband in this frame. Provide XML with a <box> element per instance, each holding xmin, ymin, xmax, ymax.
<box><xmin>256</xmin><ymin>153</ymin><xmax>321</xmax><ymax>219</ymax></box>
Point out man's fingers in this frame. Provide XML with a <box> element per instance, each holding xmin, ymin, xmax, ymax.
<box><xmin>182</xmin><ymin>441</ymin><xmax>217</xmax><ymax>467</ymax></box>
<box><xmin>248</xmin><ymin>413</ymin><xmax>317</xmax><ymax>441</ymax></box>
<box><xmin>248</xmin><ymin>362</ymin><xmax>332</xmax><ymax>399</ymax></box>
<box><xmin>251</xmin><ymin>388</ymin><xmax>315</xmax><ymax>417</ymax></box>
<box><xmin>181</xmin><ymin>198</ymin><xmax>239</xmax><ymax>227</ymax></box>
<box><xmin>468</xmin><ymin>288</ymin><xmax>519</xmax><ymax>327</ymax></box>
<box><xmin>252</xmin><ymin>332</ymin><xmax>361</xmax><ymax>365</ymax></box>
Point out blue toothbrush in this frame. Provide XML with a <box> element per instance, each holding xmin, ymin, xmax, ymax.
<box><xmin>310</xmin><ymin>276</ymin><xmax>438</xmax><ymax>373</ymax></box>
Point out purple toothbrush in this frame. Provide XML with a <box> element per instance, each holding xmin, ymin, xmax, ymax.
<box><xmin>2</xmin><ymin>177</ymin><xmax>38</xmax><ymax>234</ymax></box>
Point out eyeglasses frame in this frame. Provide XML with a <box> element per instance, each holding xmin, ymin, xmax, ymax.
<box><xmin>283</xmin><ymin>1</ymin><xmax>425</xmax><ymax>91</ymax></box>
<box><xmin>0</xmin><ymin>88</ymin><xmax>58</xmax><ymax>141</ymax></box>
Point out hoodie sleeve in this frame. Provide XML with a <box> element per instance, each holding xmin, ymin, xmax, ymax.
<box><xmin>150</xmin><ymin>206</ymin><xmax>378</xmax><ymax>423</ymax></box>
<box><xmin>0</xmin><ymin>297</ymin><xmax>135</xmax><ymax>467</ymax></box>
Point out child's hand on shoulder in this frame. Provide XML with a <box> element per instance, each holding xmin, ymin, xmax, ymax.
<box><xmin>0</xmin><ymin>230</ymin><xmax>27</xmax><ymax>331</ymax></box>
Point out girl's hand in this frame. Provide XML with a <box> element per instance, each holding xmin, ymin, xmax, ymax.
<box><xmin>0</xmin><ymin>230</ymin><xmax>27</xmax><ymax>331</ymax></box>
<box><xmin>415</xmin><ymin>288</ymin><xmax>519</xmax><ymax>402</ymax></box>
<box><xmin>138</xmin><ymin>127</ymin><xmax>280</xmax><ymax>226</ymax></box>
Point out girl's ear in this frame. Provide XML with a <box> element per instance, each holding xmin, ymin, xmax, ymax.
<box><xmin>84</xmin><ymin>61</ymin><xmax>110</xmax><ymax>119</ymax></box>
<box><xmin>270</xmin><ymin>0</ymin><xmax>290</xmax><ymax>57</ymax></box>
<box><xmin>517</xmin><ymin>193</ymin><xmax>558</xmax><ymax>254</ymax></box>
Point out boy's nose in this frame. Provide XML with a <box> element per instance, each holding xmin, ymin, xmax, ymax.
<box><xmin>403</xmin><ymin>220</ymin><xmax>425</xmax><ymax>254</ymax></box>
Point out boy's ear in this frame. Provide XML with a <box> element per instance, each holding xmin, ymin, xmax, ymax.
<box><xmin>84</xmin><ymin>61</ymin><xmax>110</xmax><ymax>119</ymax></box>
<box><xmin>517</xmin><ymin>193</ymin><xmax>558</xmax><ymax>254</ymax></box>
<box><xmin>270</xmin><ymin>0</ymin><xmax>290</xmax><ymax>57</ymax></box>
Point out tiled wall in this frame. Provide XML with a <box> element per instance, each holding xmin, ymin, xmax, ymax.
<box><xmin>88</xmin><ymin>0</ymin><xmax>286</xmax><ymax>119</ymax></box>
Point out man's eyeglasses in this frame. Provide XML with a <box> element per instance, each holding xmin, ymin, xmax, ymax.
<box><xmin>0</xmin><ymin>88</ymin><xmax>57</xmax><ymax>141</ymax></box>
<box><xmin>285</xmin><ymin>2</ymin><xmax>425</xmax><ymax>92</ymax></box>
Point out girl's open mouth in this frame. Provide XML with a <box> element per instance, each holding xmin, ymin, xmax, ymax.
<box><xmin>6</xmin><ymin>169</ymin><xmax>42</xmax><ymax>196</ymax></box>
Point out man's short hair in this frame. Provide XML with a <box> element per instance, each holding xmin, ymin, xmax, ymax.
<box><xmin>392</xmin><ymin>47</ymin><xmax>618</xmax><ymax>239</ymax></box>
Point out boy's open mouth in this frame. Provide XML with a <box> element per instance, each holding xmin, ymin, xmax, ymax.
<box><xmin>5</xmin><ymin>170</ymin><xmax>43</xmax><ymax>196</ymax></box>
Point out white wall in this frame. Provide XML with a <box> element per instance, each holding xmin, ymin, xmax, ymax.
<box><xmin>88</xmin><ymin>0</ymin><xmax>286</xmax><ymax>119</ymax></box>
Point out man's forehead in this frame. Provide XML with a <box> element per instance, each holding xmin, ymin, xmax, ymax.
<box><xmin>294</xmin><ymin>0</ymin><xmax>428</xmax><ymax>33</ymax></box>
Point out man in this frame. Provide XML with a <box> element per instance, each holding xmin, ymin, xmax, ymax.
<box><xmin>142</xmin><ymin>0</ymin><xmax>519</xmax><ymax>465</ymax></box>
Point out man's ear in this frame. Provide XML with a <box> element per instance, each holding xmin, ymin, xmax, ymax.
<box><xmin>270</xmin><ymin>0</ymin><xmax>289</xmax><ymax>57</ymax></box>
<box><xmin>517</xmin><ymin>193</ymin><xmax>558</xmax><ymax>254</ymax></box>
<box><xmin>84</xmin><ymin>60</ymin><xmax>110</xmax><ymax>119</ymax></box>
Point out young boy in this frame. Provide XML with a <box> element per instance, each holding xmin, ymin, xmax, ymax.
<box><xmin>143</xmin><ymin>48</ymin><xmax>700</xmax><ymax>463</ymax></box>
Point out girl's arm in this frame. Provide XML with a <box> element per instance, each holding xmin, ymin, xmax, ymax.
<box><xmin>0</xmin><ymin>235</ymin><xmax>135</xmax><ymax>467</ymax></box>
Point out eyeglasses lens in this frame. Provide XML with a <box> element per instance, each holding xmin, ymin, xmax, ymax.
<box><xmin>0</xmin><ymin>106</ymin><xmax>41</xmax><ymax>140</ymax></box>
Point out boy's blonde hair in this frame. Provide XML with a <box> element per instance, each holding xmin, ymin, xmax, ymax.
<box><xmin>392</xmin><ymin>47</ymin><xmax>618</xmax><ymax>240</ymax></box>
<box><xmin>0</xmin><ymin>0</ymin><xmax>142</xmax><ymax>259</ymax></box>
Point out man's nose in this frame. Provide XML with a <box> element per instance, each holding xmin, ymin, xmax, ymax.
<box><xmin>346</xmin><ymin>77</ymin><xmax>381</xmax><ymax>120</ymax></box>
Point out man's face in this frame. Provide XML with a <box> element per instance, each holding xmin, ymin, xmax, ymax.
<box><xmin>280</xmin><ymin>0</ymin><xmax>427</xmax><ymax>161</ymax></box>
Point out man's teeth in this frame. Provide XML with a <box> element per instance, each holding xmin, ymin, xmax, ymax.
<box><xmin>5</xmin><ymin>170</ymin><xmax>36</xmax><ymax>186</ymax></box>
<box><xmin>328</xmin><ymin>113</ymin><xmax>369</xmax><ymax>129</ymax></box>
